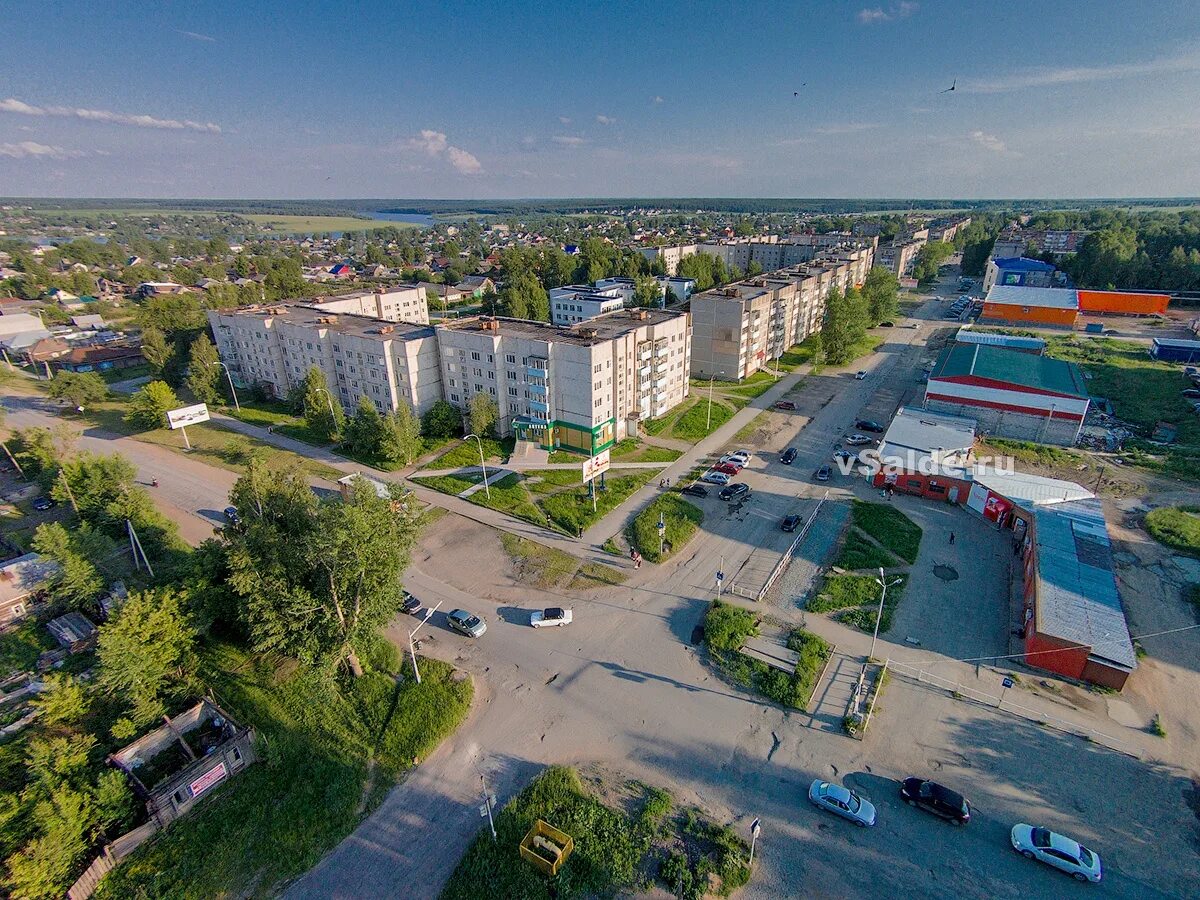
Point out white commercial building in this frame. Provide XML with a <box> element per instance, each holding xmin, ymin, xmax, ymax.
<box><xmin>549</xmin><ymin>284</ymin><xmax>625</xmax><ymax>326</ymax></box>
<box><xmin>206</xmin><ymin>304</ymin><xmax>443</xmax><ymax>416</ymax></box>
<box><xmin>435</xmin><ymin>308</ymin><xmax>691</xmax><ymax>454</ymax></box>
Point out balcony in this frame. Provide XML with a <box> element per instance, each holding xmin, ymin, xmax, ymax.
<box><xmin>529</xmin><ymin>398</ymin><xmax>549</xmax><ymax>414</ymax></box>
<box><xmin>528</xmin><ymin>381</ymin><xmax>547</xmax><ymax>396</ymax></box>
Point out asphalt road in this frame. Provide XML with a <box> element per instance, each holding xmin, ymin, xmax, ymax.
<box><xmin>287</xmin><ymin>295</ymin><xmax>1194</xmax><ymax>899</ymax></box>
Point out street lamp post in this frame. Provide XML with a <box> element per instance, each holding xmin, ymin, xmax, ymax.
<box><xmin>749</xmin><ymin>817</ymin><xmax>761</xmax><ymax>868</ymax></box>
<box><xmin>407</xmin><ymin>600</ymin><xmax>442</xmax><ymax>684</ymax></box>
<box><xmin>313</xmin><ymin>386</ymin><xmax>338</xmax><ymax>421</ymax></box>
<box><xmin>464</xmin><ymin>433</ymin><xmax>490</xmax><ymax>500</ymax></box>
<box><xmin>705</xmin><ymin>370</ymin><xmax>727</xmax><ymax>433</ymax></box>
<box><xmin>211</xmin><ymin>361</ymin><xmax>241</xmax><ymax>411</ymax></box>
<box><xmin>657</xmin><ymin>511</ymin><xmax>665</xmax><ymax>558</ymax></box>
<box><xmin>869</xmin><ymin>566</ymin><xmax>904</xmax><ymax>661</ymax></box>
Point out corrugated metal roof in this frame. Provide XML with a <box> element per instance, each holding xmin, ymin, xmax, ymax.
<box><xmin>1032</xmin><ymin>498</ymin><xmax>1136</xmax><ymax>670</ymax></box>
<box><xmin>878</xmin><ymin>407</ymin><xmax>976</xmax><ymax>472</ymax></box>
<box><xmin>931</xmin><ymin>344</ymin><xmax>1089</xmax><ymax>397</ymax></box>
<box><xmin>955</xmin><ymin>328</ymin><xmax>1046</xmax><ymax>351</ymax></box>
<box><xmin>992</xmin><ymin>257</ymin><xmax>1056</xmax><ymax>272</ymax></box>
<box><xmin>971</xmin><ymin>468</ymin><xmax>1095</xmax><ymax>506</ymax></box>
<box><xmin>1152</xmin><ymin>338</ymin><xmax>1200</xmax><ymax>350</ymax></box>
<box><xmin>985</xmin><ymin>284</ymin><xmax>1079</xmax><ymax>310</ymax></box>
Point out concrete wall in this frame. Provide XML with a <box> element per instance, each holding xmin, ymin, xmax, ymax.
<box><xmin>924</xmin><ymin>398</ymin><xmax>1083</xmax><ymax>446</ymax></box>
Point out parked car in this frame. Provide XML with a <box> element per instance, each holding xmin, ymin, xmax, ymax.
<box><xmin>31</xmin><ymin>496</ymin><xmax>54</xmax><ymax>512</ymax></box>
<box><xmin>727</xmin><ymin>449</ymin><xmax>752</xmax><ymax>463</ymax></box>
<box><xmin>447</xmin><ymin>608</ymin><xmax>487</xmax><ymax>638</ymax></box>
<box><xmin>713</xmin><ymin>462</ymin><xmax>741</xmax><ymax>476</ymax></box>
<box><xmin>718</xmin><ymin>454</ymin><xmax>746</xmax><ymax>468</ymax></box>
<box><xmin>781</xmin><ymin>514</ymin><xmax>802</xmax><ymax>532</ymax></box>
<box><xmin>718</xmin><ymin>483</ymin><xmax>750</xmax><ymax>502</ymax></box>
<box><xmin>223</xmin><ymin>505</ymin><xmax>240</xmax><ymax>525</ymax></box>
<box><xmin>774</xmin><ymin>400</ymin><xmax>797</xmax><ymax>410</ymax></box>
<box><xmin>899</xmin><ymin>778</ymin><xmax>970</xmax><ymax>825</ymax></box>
<box><xmin>1181</xmin><ymin>389</ymin><xmax>1200</xmax><ymax>399</ymax></box>
<box><xmin>780</xmin><ymin>447</ymin><xmax>798</xmax><ymax>465</ymax></box>
<box><xmin>530</xmin><ymin>607</ymin><xmax>573</xmax><ymax>628</ymax></box>
<box><xmin>681</xmin><ymin>483</ymin><xmax>708</xmax><ymax>498</ymax></box>
<box><xmin>1185</xmin><ymin>366</ymin><xmax>1198</xmax><ymax>376</ymax></box>
<box><xmin>702</xmin><ymin>470</ymin><xmax>732</xmax><ymax>485</ymax></box>
<box><xmin>879</xmin><ymin>321</ymin><xmax>894</xmax><ymax>327</ymax></box>
<box><xmin>400</xmin><ymin>591</ymin><xmax>421</xmax><ymax>615</ymax></box>
<box><xmin>907</xmin><ymin>322</ymin><xmax>920</xmax><ymax>328</ymax></box>
<box><xmin>833</xmin><ymin>449</ymin><xmax>856</xmax><ymax>463</ymax></box>
<box><xmin>855</xmin><ymin>419</ymin><xmax>885</xmax><ymax>433</ymax></box>
<box><xmin>807</xmin><ymin>780</ymin><xmax>876</xmax><ymax>827</ymax></box>
<box><xmin>844</xmin><ymin>433</ymin><xmax>872</xmax><ymax>446</ymax></box>
<box><xmin>854</xmin><ymin>370</ymin><xmax>868</xmax><ymax>380</ymax></box>
<box><xmin>1011</xmin><ymin>825</ymin><xmax>1102</xmax><ymax>883</ymax></box>
<box><xmin>815</xmin><ymin>465</ymin><xmax>832</xmax><ymax>482</ymax></box>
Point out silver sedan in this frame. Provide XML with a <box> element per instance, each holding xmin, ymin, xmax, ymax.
<box><xmin>808</xmin><ymin>779</ymin><xmax>877</xmax><ymax>827</ymax></box>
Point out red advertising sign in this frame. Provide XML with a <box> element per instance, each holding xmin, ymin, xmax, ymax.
<box><xmin>188</xmin><ymin>761</ymin><xmax>228</xmax><ymax>798</ymax></box>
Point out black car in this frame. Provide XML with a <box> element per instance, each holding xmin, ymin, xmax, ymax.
<box><xmin>855</xmin><ymin>419</ymin><xmax>885</xmax><ymax>433</ymax></box>
<box><xmin>223</xmin><ymin>506</ymin><xmax>240</xmax><ymax>524</ymax></box>
<box><xmin>878</xmin><ymin>321</ymin><xmax>894</xmax><ymax>328</ymax></box>
<box><xmin>815</xmin><ymin>465</ymin><xmax>832</xmax><ymax>481</ymax></box>
<box><xmin>31</xmin><ymin>496</ymin><xmax>54</xmax><ymax>512</ymax></box>
<box><xmin>681</xmin><ymin>483</ymin><xmax>708</xmax><ymax>498</ymax></box>
<box><xmin>781</xmin><ymin>514</ymin><xmax>802</xmax><ymax>532</ymax></box>
<box><xmin>400</xmin><ymin>591</ymin><xmax>421</xmax><ymax>615</ymax></box>
<box><xmin>900</xmin><ymin>777</ymin><xmax>971</xmax><ymax>825</ymax></box>
<box><xmin>718</xmin><ymin>483</ymin><xmax>750</xmax><ymax>502</ymax></box>
<box><xmin>780</xmin><ymin>447</ymin><xmax>798</xmax><ymax>465</ymax></box>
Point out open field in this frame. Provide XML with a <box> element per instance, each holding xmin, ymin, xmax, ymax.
<box><xmin>242</xmin><ymin>214</ymin><xmax>412</xmax><ymax>233</ymax></box>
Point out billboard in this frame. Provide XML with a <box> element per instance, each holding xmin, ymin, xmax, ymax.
<box><xmin>581</xmin><ymin>449</ymin><xmax>611</xmax><ymax>482</ymax></box>
<box><xmin>167</xmin><ymin>403</ymin><xmax>210</xmax><ymax>430</ymax></box>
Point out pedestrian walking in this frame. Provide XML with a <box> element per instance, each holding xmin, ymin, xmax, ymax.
<box><xmin>949</xmin><ymin>532</ymin><xmax>956</xmax><ymax>545</ymax></box>
<box><xmin>635</xmin><ymin>553</ymin><xmax>642</xmax><ymax>569</ymax></box>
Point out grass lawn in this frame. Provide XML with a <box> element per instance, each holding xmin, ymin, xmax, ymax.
<box><xmin>777</xmin><ymin>335</ymin><xmax>822</xmax><ymax>370</ymax></box>
<box><xmin>411</xmin><ymin>473</ymin><xmax>480</xmax><ymax>496</ymax></box>
<box><xmin>96</xmin><ymin>641</ymin><xmax>472</xmax><ymax>900</ymax></box>
<box><xmin>850</xmin><ymin>500</ymin><xmax>923</xmax><ymax>564</ymax></box>
<box><xmin>422</xmin><ymin>435</ymin><xmax>514</xmax><ymax>471</ymax></box>
<box><xmin>671</xmin><ymin>398</ymin><xmax>735</xmax><ymax>442</ymax></box>
<box><xmin>628</xmin><ymin>494</ymin><xmax>704</xmax><ymax>563</ymax></box>
<box><xmin>983</xmin><ymin>438</ymin><xmax>1087</xmax><ymax>468</ymax></box>
<box><xmin>702</xmin><ymin>601</ymin><xmax>832</xmax><ymax>709</ymax></box>
<box><xmin>0</xmin><ymin>619</ymin><xmax>56</xmax><ymax>679</ymax></box>
<box><xmin>465</xmin><ymin>473</ymin><xmax>544</xmax><ymax>525</ymax></box>
<box><xmin>810</xmin><ymin>574</ymin><xmax>909</xmax><ymax>633</ymax></box>
<box><xmin>538</xmin><ymin>470</ymin><xmax>657</xmax><ymax>535</ymax></box>
<box><xmin>441</xmin><ymin>766</ymin><xmax>749</xmax><ymax>900</ymax></box>
<box><xmin>498</xmin><ymin>533</ymin><xmax>626</xmax><ymax>590</ymax></box>
<box><xmin>241</xmin><ymin>213</ymin><xmax>412</xmax><ymax>233</ymax></box>
<box><xmin>834</xmin><ymin>528</ymin><xmax>900</xmax><ymax>570</ymax></box>
<box><xmin>1144</xmin><ymin>506</ymin><xmax>1200</xmax><ymax>557</ymax></box>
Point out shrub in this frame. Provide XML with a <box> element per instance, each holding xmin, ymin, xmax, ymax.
<box><xmin>1144</xmin><ymin>506</ymin><xmax>1200</xmax><ymax>557</ymax></box>
<box><xmin>702</xmin><ymin>601</ymin><xmax>757</xmax><ymax>653</ymax></box>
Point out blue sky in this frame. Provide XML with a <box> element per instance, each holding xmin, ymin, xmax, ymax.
<box><xmin>3</xmin><ymin>0</ymin><xmax>1200</xmax><ymax>199</ymax></box>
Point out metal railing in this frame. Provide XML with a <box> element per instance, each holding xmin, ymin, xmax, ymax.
<box><xmin>752</xmin><ymin>490</ymin><xmax>828</xmax><ymax>602</ymax></box>
<box><xmin>885</xmin><ymin>658</ymin><xmax>1142</xmax><ymax>759</ymax></box>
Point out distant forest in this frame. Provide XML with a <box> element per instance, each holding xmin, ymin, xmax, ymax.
<box><xmin>5</xmin><ymin>196</ymin><xmax>1200</xmax><ymax>218</ymax></box>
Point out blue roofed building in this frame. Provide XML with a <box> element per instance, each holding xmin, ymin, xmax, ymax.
<box><xmin>982</xmin><ymin>256</ymin><xmax>1057</xmax><ymax>293</ymax></box>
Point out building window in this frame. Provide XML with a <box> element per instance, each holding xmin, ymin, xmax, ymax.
<box><xmin>471</xmin><ymin>351</ymin><xmax>481</xmax><ymax>361</ymax></box>
<box><xmin>506</xmin><ymin>354</ymin><xmax>516</xmax><ymax>363</ymax></box>
<box><xmin>451</xmin><ymin>393</ymin><xmax>460</xmax><ymax>402</ymax></box>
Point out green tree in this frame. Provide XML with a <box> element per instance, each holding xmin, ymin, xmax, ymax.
<box><xmin>4</xmin><ymin>785</ymin><xmax>94</xmax><ymax>900</ymax></box>
<box><xmin>379</xmin><ymin>402</ymin><xmax>424</xmax><ymax>465</ymax></box>
<box><xmin>632</xmin><ymin>275</ymin><xmax>662</xmax><ymax>308</ymax></box>
<box><xmin>46</xmin><ymin>372</ymin><xmax>107</xmax><ymax>412</ymax></box>
<box><xmin>30</xmin><ymin>523</ymin><xmax>104</xmax><ymax>609</ymax></box>
<box><xmin>467</xmin><ymin>393</ymin><xmax>498</xmax><ymax>438</ymax></box>
<box><xmin>97</xmin><ymin>587</ymin><xmax>198</xmax><ymax>731</ymax></box>
<box><xmin>343</xmin><ymin>396</ymin><xmax>384</xmax><ymax>457</ymax></box>
<box><xmin>55</xmin><ymin>452</ymin><xmax>137</xmax><ymax>519</ymax></box>
<box><xmin>124</xmin><ymin>380</ymin><xmax>179</xmax><ymax>430</ymax></box>
<box><xmin>861</xmin><ymin>266</ymin><xmax>899</xmax><ymax>325</ymax></box>
<box><xmin>29</xmin><ymin>674</ymin><xmax>90</xmax><ymax>728</ymax></box>
<box><xmin>500</xmin><ymin>270</ymin><xmax>549</xmax><ymax>321</ymax></box>
<box><xmin>421</xmin><ymin>399</ymin><xmax>461</xmax><ymax>439</ymax></box>
<box><xmin>819</xmin><ymin>288</ymin><xmax>853</xmax><ymax>366</ymax></box>
<box><xmin>299</xmin><ymin>367</ymin><xmax>343</xmax><ymax>442</ymax></box>
<box><xmin>183</xmin><ymin>333</ymin><xmax>221</xmax><ymax>405</ymax></box>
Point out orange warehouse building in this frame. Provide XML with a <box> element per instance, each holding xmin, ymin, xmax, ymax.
<box><xmin>1077</xmin><ymin>289</ymin><xmax>1170</xmax><ymax>316</ymax></box>
<box><xmin>981</xmin><ymin>285</ymin><xmax>1079</xmax><ymax>327</ymax></box>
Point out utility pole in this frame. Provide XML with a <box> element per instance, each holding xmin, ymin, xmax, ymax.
<box><xmin>749</xmin><ymin>818</ymin><xmax>761</xmax><ymax>868</ymax></box>
<box><xmin>407</xmin><ymin>600</ymin><xmax>442</xmax><ymax>684</ymax></box>
<box><xmin>657</xmin><ymin>512</ymin><xmax>665</xmax><ymax>558</ymax></box>
<box><xmin>1</xmin><ymin>441</ymin><xmax>24</xmax><ymax>478</ymax></box>
<box><xmin>212</xmin><ymin>361</ymin><xmax>241</xmax><ymax>411</ymax></box>
<box><xmin>464</xmin><ymin>433</ymin><xmax>490</xmax><ymax>500</ymax></box>
<box><xmin>870</xmin><ymin>566</ymin><xmax>903</xmax><ymax>662</ymax></box>
<box><xmin>56</xmin><ymin>469</ymin><xmax>78</xmax><ymax>514</ymax></box>
<box><xmin>480</xmin><ymin>773</ymin><xmax>497</xmax><ymax>841</ymax></box>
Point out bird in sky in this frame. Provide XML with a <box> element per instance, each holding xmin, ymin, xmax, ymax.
<box><xmin>793</xmin><ymin>84</ymin><xmax>807</xmax><ymax>96</ymax></box>
<box><xmin>940</xmin><ymin>78</ymin><xmax>956</xmax><ymax>93</ymax></box>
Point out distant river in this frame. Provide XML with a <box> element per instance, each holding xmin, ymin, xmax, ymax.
<box><xmin>359</xmin><ymin>211</ymin><xmax>434</xmax><ymax>227</ymax></box>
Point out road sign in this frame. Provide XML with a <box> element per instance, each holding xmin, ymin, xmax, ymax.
<box><xmin>716</xmin><ymin>570</ymin><xmax>725</xmax><ymax>584</ymax></box>
<box><xmin>166</xmin><ymin>403</ymin><xmax>210</xmax><ymax>430</ymax></box>
<box><xmin>582</xmin><ymin>448</ymin><xmax>611</xmax><ymax>482</ymax></box>
<box><xmin>1002</xmin><ymin>677</ymin><xmax>1014</xmax><ymax>689</ymax></box>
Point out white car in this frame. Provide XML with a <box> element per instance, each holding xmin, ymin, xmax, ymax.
<box><xmin>718</xmin><ymin>454</ymin><xmax>746</xmax><ymax>468</ymax></box>
<box><xmin>854</xmin><ymin>370</ymin><xmax>868</xmax><ymax>380</ymax></box>
<box><xmin>1011</xmin><ymin>824</ymin><xmax>1102</xmax><ymax>883</ymax></box>
<box><xmin>727</xmin><ymin>449</ymin><xmax>752</xmax><ymax>462</ymax></box>
<box><xmin>844</xmin><ymin>433</ymin><xmax>872</xmax><ymax>446</ymax></box>
<box><xmin>530</xmin><ymin>607</ymin><xmax>572</xmax><ymax>628</ymax></box>
<box><xmin>701</xmin><ymin>470</ymin><xmax>732</xmax><ymax>485</ymax></box>
<box><xmin>808</xmin><ymin>779</ymin><xmax>876</xmax><ymax>827</ymax></box>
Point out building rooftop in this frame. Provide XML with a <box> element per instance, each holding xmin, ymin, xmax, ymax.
<box><xmin>216</xmin><ymin>303</ymin><xmax>436</xmax><ymax>342</ymax></box>
<box><xmin>931</xmin><ymin>343</ymin><xmax>1089</xmax><ymax>397</ymax></box>
<box><xmin>954</xmin><ymin>327</ymin><xmax>1046</xmax><ymax>352</ymax></box>
<box><xmin>970</xmin><ymin>468</ymin><xmax>1095</xmax><ymax>507</ymax></box>
<box><xmin>992</xmin><ymin>256</ymin><xmax>1057</xmax><ymax>273</ymax></box>
<box><xmin>878</xmin><ymin>407</ymin><xmax>977</xmax><ymax>471</ymax></box>
<box><xmin>1151</xmin><ymin>337</ymin><xmax>1200</xmax><ymax>350</ymax></box>
<box><xmin>1032</xmin><ymin>498</ymin><xmax>1136</xmax><ymax>671</ymax></box>
<box><xmin>984</xmin><ymin>284</ymin><xmax>1079</xmax><ymax>310</ymax></box>
<box><xmin>438</xmin><ymin>309</ymin><xmax>686</xmax><ymax>346</ymax></box>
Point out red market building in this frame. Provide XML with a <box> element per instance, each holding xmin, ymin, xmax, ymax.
<box><xmin>869</xmin><ymin>407</ymin><xmax>977</xmax><ymax>502</ymax></box>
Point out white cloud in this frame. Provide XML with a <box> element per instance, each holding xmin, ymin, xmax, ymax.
<box><xmin>0</xmin><ymin>96</ymin><xmax>221</xmax><ymax>133</ymax></box>
<box><xmin>595</xmin><ymin>114</ymin><xmax>616</xmax><ymax>125</ymax></box>
<box><xmin>446</xmin><ymin>145</ymin><xmax>482</xmax><ymax>175</ymax></box>
<box><xmin>771</xmin><ymin>137</ymin><xmax>815</xmax><ymax>146</ymax></box>
<box><xmin>969</xmin><ymin>130</ymin><xmax>1020</xmax><ymax>157</ymax></box>
<box><xmin>175</xmin><ymin>28</ymin><xmax>216</xmax><ymax>42</ymax></box>
<box><xmin>812</xmin><ymin>122</ymin><xmax>879</xmax><ymax>135</ymax></box>
<box><xmin>552</xmin><ymin>135</ymin><xmax>587</xmax><ymax>146</ymax></box>
<box><xmin>0</xmin><ymin>141</ymin><xmax>84</xmax><ymax>160</ymax></box>
<box><xmin>651</xmin><ymin>96</ymin><xmax>664</xmax><ymax>105</ymax></box>
<box><xmin>558</xmin><ymin>116</ymin><xmax>572</xmax><ymax>125</ymax></box>
<box><xmin>964</xmin><ymin>46</ymin><xmax>1200</xmax><ymax>93</ymax></box>
<box><xmin>857</xmin><ymin>2</ymin><xmax>917</xmax><ymax>24</ymax></box>
<box><xmin>403</xmin><ymin>129</ymin><xmax>482</xmax><ymax>174</ymax></box>
<box><xmin>657</xmin><ymin>151</ymin><xmax>742</xmax><ymax>172</ymax></box>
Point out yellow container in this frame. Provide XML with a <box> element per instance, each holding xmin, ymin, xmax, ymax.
<box><xmin>518</xmin><ymin>819</ymin><xmax>574</xmax><ymax>877</ymax></box>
